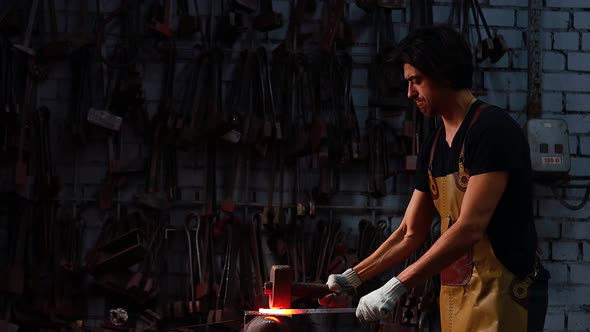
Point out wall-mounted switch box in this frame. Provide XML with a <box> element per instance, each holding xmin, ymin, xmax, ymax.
<box><xmin>525</xmin><ymin>119</ymin><xmax>571</xmax><ymax>176</ymax></box>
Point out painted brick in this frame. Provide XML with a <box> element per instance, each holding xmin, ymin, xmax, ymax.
<box><xmin>516</xmin><ymin>10</ymin><xmax>527</xmax><ymax>28</ymax></box>
<box><xmin>580</xmin><ymin>136</ymin><xmax>590</xmax><ymax>156</ymax></box>
<box><xmin>354</xmin><ymin>25</ymin><xmax>372</xmax><ymax>45</ymax></box>
<box><xmin>37</xmin><ymin>80</ymin><xmax>58</xmax><ymax>99</ymax></box>
<box><xmin>432</xmin><ymin>5</ymin><xmax>451</xmax><ymax>24</ymax></box>
<box><xmin>548</xmin><ymin>286</ymin><xmax>590</xmax><ymax>305</ymax></box>
<box><xmin>568</xmin><ymin>52</ymin><xmax>590</xmax><ymax>71</ymax></box>
<box><xmin>78</xmin><ymin>165</ymin><xmax>107</xmax><ymax>185</ymax></box>
<box><xmin>583</xmin><ymin>33</ymin><xmax>590</xmax><ymax>51</ymax></box>
<box><xmin>535</xmin><ymin>218</ymin><xmax>561</xmax><ymax>239</ymax></box>
<box><xmin>574</xmin><ymin>12</ymin><xmax>590</xmax><ymax>30</ymax></box>
<box><xmin>490</xmin><ymin>0</ymin><xmax>527</xmax><ymax>6</ymax></box>
<box><xmin>339</xmin><ymin>169</ymin><xmax>368</xmax><ymax>192</ymax></box>
<box><xmin>543</xmin><ymin>92</ymin><xmax>564</xmax><ymax>112</ymax></box>
<box><xmin>566</xmin><ymin>93</ymin><xmax>590</xmax><ymax>112</ymax></box>
<box><xmin>144</xmin><ymin>63</ymin><xmax>164</xmax><ymax>82</ymax></box>
<box><xmin>394</xmin><ymin>24</ymin><xmax>409</xmax><ymax>43</ymax></box>
<box><xmin>570</xmin><ymin>135</ymin><xmax>579</xmax><ymax>155</ymax></box>
<box><xmin>584</xmin><ymin>242</ymin><xmax>590</xmax><ymax>262</ymax></box>
<box><xmin>481</xmin><ymin>53</ymin><xmax>510</xmax><ymax>69</ymax></box>
<box><xmin>349</xmin><ymin>2</ymin><xmax>367</xmax><ymax>21</ymax></box>
<box><xmin>352</xmin><ymin>88</ymin><xmax>369</xmax><ymax>108</ymax></box>
<box><xmin>391</xmin><ymin>9</ymin><xmax>404</xmax><ymax>23</ymax></box>
<box><xmin>547</xmin><ymin>0</ymin><xmax>590</xmax><ymax>8</ymax></box>
<box><xmin>497</xmin><ymin>29</ymin><xmax>524</xmax><ymax>49</ymax></box>
<box><xmin>481</xmin><ymin>8</ymin><xmax>515</xmax><ymax>27</ymax></box>
<box><xmin>55</xmin><ymin>80</ymin><xmax>71</xmax><ymax>103</ymax></box>
<box><xmin>570</xmin><ymin>157</ymin><xmax>590</xmax><ymax>177</ymax></box>
<box><xmin>544</xmin><ymin>308</ymin><xmax>566</xmax><ymax>330</ymax></box>
<box><xmin>176</xmin><ymin>168</ymin><xmax>204</xmax><ymax>187</ymax></box>
<box><xmin>511</xmin><ymin>49</ymin><xmax>527</xmax><ymax>69</ymax></box>
<box><xmin>480</xmin><ymin>92</ymin><xmax>508</xmax><ymax>109</ymax></box>
<box><xmin>352</xmin><ymin>68</ymin><xmax>368</xmax><ymax>87</ymax></box>
<box><xmin>553</xmin><ymin>32</ymin><xmax>580</xmax><ymax>51</ymax></box>
<box><xmin>544</xmin><ymin>262</ymin><xmax>569</xmax><ymax>284</ymax></box>
<box><xmin>565</xmin><ymin>114</ymin><xmax>590</xmax><ymax>134</ymax></box>
<box><xmin>552</xmin><ymin>241</ymin><xmax>580</xmax><ymax>261</ymax></box>
<box><xmin>563</xmin><ymin>222</ymin><xmax>590</xmax><ymax>240</ymax></box>
<box><xmin>544</xmin><ymin>73</ymin><xmax>590</xmax><ymax>92</ymax></box>
<box><xmin>539</xmin><ymin>241</ymin><xmax>551</xmax><ymax>260</ymax></box>
<box><xmin>78</xmin><ymin>143</ymin><xmax>107</xmax><ymax>165</ymax></box>
<box><xmin>484</xmin><ymin>72</ymin><xmax>527</xmax><ymax>91</ymax></box>
<box><xmin>47</xmin><ymin>62</ymin><xmax>72</xmax><ymax>80</ymax></box>
<box><xmin>569</xmin><ymin>264</ymin><xmax>590</xmax><ymax>284</ymax></box>
<box><xmin>568</xmin><ymin>311</ymin><xmax>590</xmax><ymax>330</ymax></box>
<box><xmin>544</xmin><ymin>52</ymin><xmax>566</xmax><ymax>71</ymax></box>
<box><xmin>544</xmin><ymin>32</ymin><xmax>554</xmax><ymax>50</ymax></box>
<box><xmin>143</xmin><ymin>81</ymin><xmax>161</xmax><ymax>102</ymax></box>
<box><xmin>543</xmin><ymin>11</ymin><xmax>570</xmax><ymax>30</ymax></box>
<box><xmin>508</xmin><ymin>92</ymin><xmax>526</xmax><ymax>111</ymax></box>
<box><xmin>268</xmin><ymin>22</ymin><xmax>289</xmax><ymax>41</ymax></box>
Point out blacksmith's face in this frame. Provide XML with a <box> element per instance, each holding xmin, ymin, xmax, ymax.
<box><xmin>403</xmin><ymin>63</ymin><xmax>447</xmax><ymax>118</ymax></box>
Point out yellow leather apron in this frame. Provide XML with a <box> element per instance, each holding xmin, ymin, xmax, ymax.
<box><xmin>427</xmin><ymin>104</ymin><xmax>530</xmax><ymax>332</ymax></box>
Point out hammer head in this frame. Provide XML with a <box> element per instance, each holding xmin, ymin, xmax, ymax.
<box><xmin>263</xmin><ymin>265</ymin><xmax>333</xmax><ymax>309</ymax></box>
<box><xmin>265</xmin><ymin>265</ymin><xmax>292</xmax><ymax>309</ymax></box>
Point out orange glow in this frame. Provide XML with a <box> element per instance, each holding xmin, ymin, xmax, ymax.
<box><xmin>259</xmin><ymin>308</ymin><xmax>295</xmax><ymax>315</ymax></box>
<box><xmin>264</xmin><ymin>316</ymin><xmax>281</xmax><ymax>323</ymax></box>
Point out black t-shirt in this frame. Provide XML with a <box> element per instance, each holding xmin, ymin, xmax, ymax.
<box><xmin>414</xmin><ymin>100</ymin><xmax>537</xmax><ymax>279</ymax></box>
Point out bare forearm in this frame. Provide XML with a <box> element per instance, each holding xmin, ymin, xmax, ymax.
<box><xmin>353</xmin><ymin>190</ymin><xmax>435</xmax><ymax>282</ymax></box>
<box><xmin>397</xmin><ymin>219</ymin><xmax>483</xmax><ymax>288</ymax></box>
<box><xmin>353</xmin><ymin>228</ymin><xmax>425</xmax><ymax>282</ymax></box>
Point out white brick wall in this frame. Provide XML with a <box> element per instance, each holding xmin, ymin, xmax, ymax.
<box><xmin>567</xmin><ymin>53</ymin><xmax>590</xmax><ymax>71</ymax></box>
<box><xmin>553</xmin><ymin>32</ymin><xmax>581</xmax><ymax>50</ymax></box>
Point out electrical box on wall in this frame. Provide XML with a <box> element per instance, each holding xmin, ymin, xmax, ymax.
<box><xmin>525</xmin><ymin>119</ymin><xmax>571</xmax><ymax>176</ymax></box>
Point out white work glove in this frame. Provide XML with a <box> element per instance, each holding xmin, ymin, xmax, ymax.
<box><xmin>319</xmin><ymin>268</ymin><xmax>363</xmax><ymax>307</ymax></box>
<box><xmin>356</xmin><ymin>277</ymin><xmax>408</xmax><ymax>322</ymax></box>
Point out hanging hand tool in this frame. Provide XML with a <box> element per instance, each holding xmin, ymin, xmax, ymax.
<box><xmin>38</xmin><ymin>0</ymin><xmax>67</xmax><ymax>58</ymax></box>
<box><xmin>320</xmin><ymin>0</ymin><xmax>346</xmax><ymax>51</ymax></box>
<box><xmin>253</xmin><ymin>0</ymin><xmax>283</xmax><ymax>32</ymax></box>
<box><xmin>471</xmin><ymin>0</ymin><xmax>508</xmax><ymax>64</ymax></box>
<box><xmin>176</xmin><ymin>0</ymin><xmax>200</xmax><ymax>38</ymax></box>
<box><xmin>145</xmin><ymin>0</ymin><xmax>174</xmax><ymax>38</ymax></box>
<box><xmin>13</xmin><ymin>0</ymin><xmax>38</xmax><ymax>56</ymax></box>
<box><xmin>218</xmin><ymin>1</ymin><xmax>248</xmax><ymax>47</ymax></box>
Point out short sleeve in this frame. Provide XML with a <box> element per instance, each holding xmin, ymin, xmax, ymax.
<box><xmin>465</xmin><ymin>110</ymin><xmax>530</xmax><ymax>175</ymax></box>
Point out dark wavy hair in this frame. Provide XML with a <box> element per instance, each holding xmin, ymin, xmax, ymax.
<box><xmin>392</xmin><ymin>25</ymin><xmax>473</xmax><ymax>90</ymax></box>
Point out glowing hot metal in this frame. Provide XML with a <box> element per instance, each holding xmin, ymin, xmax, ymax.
<box><xmin>244</xmin><ymin>308</ymin><xmax>357</xmax><ymax>316</ymax></box>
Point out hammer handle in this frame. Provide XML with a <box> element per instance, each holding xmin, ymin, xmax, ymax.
<box><xmin>291</xmin><ymin>282</ymin><xmax>331</xmax><ymax>298</ymax></box>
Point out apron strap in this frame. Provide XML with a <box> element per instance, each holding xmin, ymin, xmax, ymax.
<box><xmin>428</xmin><ymin>102</ymin><xmax>491</xmax><ymax>175</ymax></box>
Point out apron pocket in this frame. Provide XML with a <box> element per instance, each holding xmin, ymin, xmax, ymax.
<box><xmin>441</xmin><ymin>249</ymin><xmax>473</xmax><ymax>286</ymax></box>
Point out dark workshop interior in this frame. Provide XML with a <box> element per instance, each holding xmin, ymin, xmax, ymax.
<box><xmin>0</xmin><ymin>0</ymin><xmax>589</xmax><ymax>331</ymax></box>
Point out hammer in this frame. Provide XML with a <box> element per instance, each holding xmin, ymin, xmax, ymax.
<box><xmin>264</xmin><ymin>265</ymin><xmax>332</xmax><ymax>309</ymax></box>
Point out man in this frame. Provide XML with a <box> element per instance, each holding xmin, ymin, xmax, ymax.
<box><xmin>323</xmin><ymin>26</ymin><xmax>546</xmax><ymax>331</ymax></box>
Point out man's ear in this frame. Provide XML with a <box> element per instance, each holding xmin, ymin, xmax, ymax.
<box><xmin>440</xmin><ymin>80</ymin><xmax>453</xmax><ymax>88</ymax></box>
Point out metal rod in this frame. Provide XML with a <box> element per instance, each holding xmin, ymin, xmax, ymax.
<box><xmin>245</xmin><ymin>308</ymin><xmax>357</xmax><ymax>316</ymax></box>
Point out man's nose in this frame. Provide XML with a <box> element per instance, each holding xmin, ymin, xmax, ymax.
<box><xmin>407</xmin><ymin>82</ymin><xmax>417</xmax><ymax>99</ymax></box>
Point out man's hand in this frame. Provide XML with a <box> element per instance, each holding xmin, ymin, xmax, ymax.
<box><xmin>356</xmin><ymin>277</ymin><xmax>408</xmax><ymax>321</ymax></box>
<box><xmin>319</xmin><ymin>268</ymin><xmax>363</xmax><ymax>307</ymax></box>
